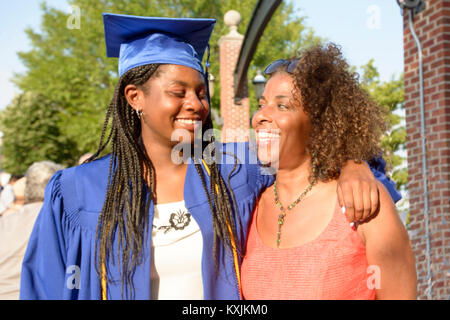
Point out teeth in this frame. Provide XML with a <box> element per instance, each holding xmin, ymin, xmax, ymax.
<box><xmin>176</xmin><ymin>119</ymin><xmax>199</xmax><ymax>125</ymax></box>
<box><xmin>257</xmin><ymin>132</ymin><xmax>280</xmax><ymax>139</ymax></box>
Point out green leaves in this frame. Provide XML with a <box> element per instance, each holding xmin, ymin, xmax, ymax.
<box><xmin>359</xmin><ymin>60</ymin><xmax>407</xmax><ymax>191</ymax></box>
<box><xmin>2</xmin><ymin>0</ymin><xmax>320</xmax><ymax>173</ymax></box>
<box><xmin>0</xmin><ymin>93</ymin><xmax>77</xmax><ymax>174</ymax></box>
<box><xmin>1</xmin><ymin>0</ymin><xmax>404</xmax><ymax>193</ymax></box>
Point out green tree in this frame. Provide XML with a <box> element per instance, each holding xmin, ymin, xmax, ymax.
<box><xmin>359</xmin><ymin>59</ymin><xmax>407</xmax><ymax>191</ymax></box>
<box><xmin>6</xmin><ymin>0</ymin><xmax>320</xmax><ymax>169</ymax></box>
<box><xmin>0</xmin><ymin>93</ymin><xmax>76</xmax><ymax>175</ymax></box>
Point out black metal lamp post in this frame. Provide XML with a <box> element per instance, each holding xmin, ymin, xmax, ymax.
<box><xmin>208</xmin><ymin>73</ymin><xmax>215</xmax><ymax>98</ymax></box>
<box><xmin>252</xmin><ymin>70</ymin><xmax>266</xmax><ymax>101</ymax></box>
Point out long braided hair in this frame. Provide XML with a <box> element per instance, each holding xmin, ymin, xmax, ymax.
<box><xmin>90</xmin><ymin>64</ymin><xmax>241</xmax><ymax>298</ymax></box>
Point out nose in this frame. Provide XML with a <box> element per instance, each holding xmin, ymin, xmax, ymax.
<box><xmin>184</xmin><ymin>92</ymin><xmax>209</xmax><ymax>114</ymax></box>
<box><xmin>251</xmin><ymin>105</ymin><xmax>272</xmax><ymax>128</ymax></box>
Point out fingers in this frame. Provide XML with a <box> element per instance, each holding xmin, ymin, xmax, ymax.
<box><xmin>338</xmin><ymin>182</ymin><xmax>356</xmax><ymax>224</ymax></box>
<box><xmin>369</xmin><ymin>181</ymin><xmax>380</xmax><ymax>220</ymax></box>
<box><xmin>360</xmin><ymin>181</ymin><xmax>371</xmax><ymax>221</ymax></box>
<box><xmin>337</xmin><ymin>183</ymin><xmax>344</xmax><ymax>209</ymax></box>
<box><xmin>349</xmin><ymin>181</ymin><xmax>365</xmax><ymax>222</ymax></box>
<box><xmin>337</xmin><ymin>159</ymin><xmax>381</xmax><ymax>225</ymax></box>
<box><xmin>338</xmin><ymin>180</ymin><xmax>377</xmax><ymax>225</ymax></box>
<box><xmin>337</xmin><ymin>184</ymin><xmax>353</xmax><ymax>227</ymax></box>
<box><xmin>358</xmin><ymin>180</ymin><xmax>380</xmax><ymax>222</ymax></box>
<box><xmin>362</xmin><ymin>187</ymin><xmax>372</xmax><ymax>221</ymax></box>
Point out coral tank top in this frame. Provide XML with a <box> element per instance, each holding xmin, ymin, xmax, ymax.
<box><xmin>241</xmin><ymin>200</ymin><xmax>376</xmax><ymax>300</ymax></box>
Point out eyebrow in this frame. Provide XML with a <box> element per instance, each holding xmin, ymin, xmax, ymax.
<box><xmin>260</xmin><ymin>95</ymin><xmax>291</xmax><ymax>101</ymax></box>
<box><xmin>168</xmin><ymin>80</ymin><xmax>190</xmax><ymax>87</ymax></box>
<box><xmin>275</xmin><ymin>95</ymin><xmax>291</xmax><ymax>99</ymax></box>
<box><xmin>167</xmin><ymin>80</ymin><xmax>206</xmax><ymax>89</ymax></box>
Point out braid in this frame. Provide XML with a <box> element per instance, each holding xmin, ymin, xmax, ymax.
<box><xmin>94</xmin><ymin>64</ymin><xmax>160</xmax><ymax>299</ymax></box>
<box><xmin>195</xmin><ymin>116</ymin><xmax>242</xmax><ymax>273</ymax></box>
<box><xmin>93</xmin><ymin>64</ymin><xmax>241</xmax><ymax>298</ymax></box>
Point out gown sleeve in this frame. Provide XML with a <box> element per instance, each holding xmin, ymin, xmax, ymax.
<box><xmin>20</xmin><ymin>171</ymin><xmax>68</xmax><ymax>299</ymax></box>
<box><xmin>221</xmin><ymin>141</ymin><xmax>275</xmax><ymax>193</ymax></box>
<box><xmin>368</xmin><ymin>156</ymin><xmax>402</xmax><ymax>203</ymax></box>
<box><xmin>250</xmin><ymin>155</ymin><xmax>401</xmax><ymax>203</ymax></box>
<box><xmin>251</xmin><ymin>152</ymin><xmax>402</xmax><ymax>203</ymax></box>
<box><xmin>222</xmin><ymin>143</ymin><xmax>400</xmax><ymax>203</ymax></box>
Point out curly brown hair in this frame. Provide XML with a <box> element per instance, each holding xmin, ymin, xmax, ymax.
<box><xmin>271</xmin><ymin>43</ymin><xmax>387</xmax><ymax>182</ymax></box>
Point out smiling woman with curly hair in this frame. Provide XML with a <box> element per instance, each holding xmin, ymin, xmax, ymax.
<box><xmin>293</xmin><ymin>43</ymin><xmax>386</xmax><ymax>182</ymax></box>
<box><xmin>241</xmin><ymin>43</ymin><xmax>417</xmax><ymax>300</ymax></box>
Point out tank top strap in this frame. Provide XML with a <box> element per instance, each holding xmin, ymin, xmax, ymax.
<box><xmin>315</xmin><ymin>199</ymin><xmax>363</xmax><ymax>244</ymax></box>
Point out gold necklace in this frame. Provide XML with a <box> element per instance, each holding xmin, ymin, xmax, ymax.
<box><xmin>273</xmin><ymin>177</ymin><xmax>317</xmax><ymax>248</ymax></box>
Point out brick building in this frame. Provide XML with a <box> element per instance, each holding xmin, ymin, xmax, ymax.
<box><xmin>403</xmin><ymin>0</ymin><xmax>449</xmax><ymax>300</ymax></box>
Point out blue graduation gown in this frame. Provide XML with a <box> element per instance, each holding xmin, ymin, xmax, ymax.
<box><xmin>20</xmin><ymin>144</ymin><xmax>400</xmax><ymax>300</ymax></box>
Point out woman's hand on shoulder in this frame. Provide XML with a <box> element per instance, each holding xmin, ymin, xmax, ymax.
<box><xmin>337</xmin><ymin>160</ymin><xmax>379</xmax><ymax>224</ymax></box>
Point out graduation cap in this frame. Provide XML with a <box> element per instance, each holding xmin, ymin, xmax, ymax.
<box><xmin>103</xmin><ymin>13</ymin><xmax>216</xmax><ymax>77</ymax></box>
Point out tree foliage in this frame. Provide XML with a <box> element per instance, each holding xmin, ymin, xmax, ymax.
<box><xmin>1</xmin><ymin>0</ymin><xmax>320</xmax><ymax>172</ymax></box>
<box><xmin>0</xmin><ymin>93</ymin><xmax>76</xmax><ymax>174</ymax></box>
<box><xmin>359</xmin><ymin>59</ymin><xmax>407</xmax><ymax>191</ymax></box>
<box><xmin>2</xmin><ymin>0</ymin><xmax>405</xmax><ymax>192</ymax></box>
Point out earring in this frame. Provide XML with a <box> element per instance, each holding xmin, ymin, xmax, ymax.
<box><xmin>136</xmin><ymin>108</ymin><xmax>143</xmax><ymax>119</ymax></box>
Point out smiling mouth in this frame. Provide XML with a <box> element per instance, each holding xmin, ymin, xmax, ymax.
<box><xmin>256</xmin><ymin>130</ymin><xmax>280</xmax><ymax>142</ymax></box>
<box><xmin>175</xmin><ymin>118</ymin><xmax>201</xmax><ymax>125</ymax></box>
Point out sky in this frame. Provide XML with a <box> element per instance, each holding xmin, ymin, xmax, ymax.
<box><xmin>292</xmin><ymin>0</ymin><xmax>404</xmax><ymax>81</ymax></box>
<box><xmin>0</xmin><ymin>0</ymin><xmax>405</xmax><ymax>110</ymax></box>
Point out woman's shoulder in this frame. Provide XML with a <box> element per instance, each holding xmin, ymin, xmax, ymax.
<box><xmin>357</xmin><ymin>180</ymin><xmax>405</xmax><ymax>246</ymax></box>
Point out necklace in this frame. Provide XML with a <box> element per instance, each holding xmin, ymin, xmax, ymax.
<box><xmin>273</xmin><ymin>177</ymin><xmax>317</xmax><ymax>248</ymax></box>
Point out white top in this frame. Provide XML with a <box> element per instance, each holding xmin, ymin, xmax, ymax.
<box><xmin>150</xmin><ymin>200</ymin><xmax>203</xmax><ymax>300</ymax></box>
<box><xmin>0</xmin><ymin>185</ymin><xmax>15</xmax><ymax>214</ymax></box>
<box><xmin>0</xmin><ymin>202</ymin><xmax>43</xmax><ymax>299</ymax></box>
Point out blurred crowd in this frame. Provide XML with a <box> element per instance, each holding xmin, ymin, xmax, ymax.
<box><xmin>0</xmin><ymin>156</ymin><xmax>94</xmax><ymax>300</ymax></box>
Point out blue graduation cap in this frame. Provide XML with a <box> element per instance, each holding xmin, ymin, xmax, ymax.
<box><xmin>103</xmin><ymin>13</ymin><xmax>216</xmax><ymax>77</ymax></box>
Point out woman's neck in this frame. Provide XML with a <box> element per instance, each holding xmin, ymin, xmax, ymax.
<box><xmin>141</xmin><ymin>137</ymin><xmax>189</xmax><ymax>173</ymax></box>
<box><xmin>275</xmin><ymin>155</ymin><xmax>312</xmax><ymax>187</ymax></box>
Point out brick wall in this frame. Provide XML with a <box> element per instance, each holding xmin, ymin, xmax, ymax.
<box><xmin>403</xmin><ymin>0</ymin><xmax>450</xmax><ymax>300</ymax></box>
<box><xmin>219</xmin><ymin>11</ymin><xmax>250</xmax><ymax>142</ymax></box>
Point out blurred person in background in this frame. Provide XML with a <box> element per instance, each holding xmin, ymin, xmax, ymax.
<box><xmin>0</xmin><ymin>161</ymin><xmax>64</xmax><ymax>299</ymax></box>
<box><xmin>0</xmin><ymin>177</ymin><xmax>26</xmax><ymax>217</ymax></box>
<box><xmin>0</xmin><ymin>172</ymin><xmax>12</xmax><ymax>192</ymax></box>
<box><xmin>0</xmin><ymin>174</ymin><xmax>21</xmax><ymax>215</ymax></box>
<box><xmin>78</xmin><ymin>153</ymin><xmax>94</xmax><ymax>165</ymax></box>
